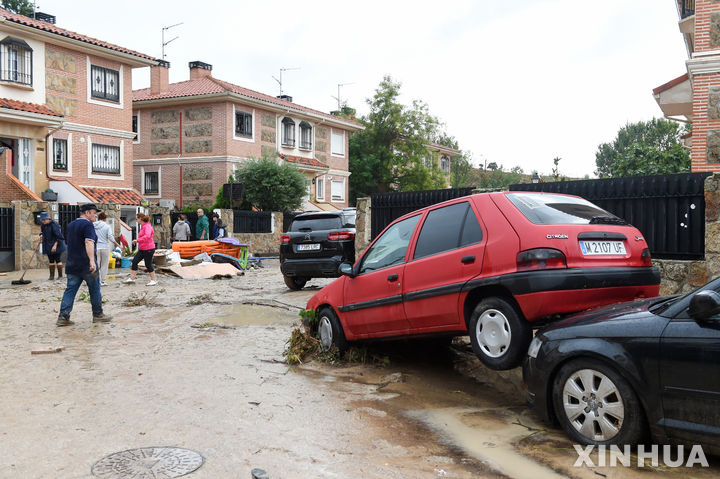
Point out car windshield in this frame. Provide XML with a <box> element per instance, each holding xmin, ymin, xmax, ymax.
<box><xmin>506</xmin><ymin>193</ymin><xmax>624</xmax><ymax>225</ymax></box>
<box><xmin>290</xmin><ymin>215</ymin><xmax>341</xmax><ymax>232</ymax></box>
<box><xmin>341</xmin><ymin>211</ymin><xmax>356</xmax><ymax>228</ymax></box>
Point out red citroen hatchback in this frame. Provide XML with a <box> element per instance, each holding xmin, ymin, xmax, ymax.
<box><xmin>306</xmin><ymin>192</ymin><xmax>660</xmax><ymax>370</ymax></box>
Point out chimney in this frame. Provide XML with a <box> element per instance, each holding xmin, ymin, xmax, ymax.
<box><xmin>277</xmin><ymin>94</ymin><xmax>293</xmax><ymax>102</ymax></box>
<box><xmin>189</xmin><ymin>61</ymin><xmax>212</xmax><ymax>80</ymax></box>
<box><xmin>150</xmin><ymin>60</ymin><xmax>170</xmax><ymax>95</ymax></box>
<box><xmin>34</xmin><ymin>12</ymin><xmax>56</xmax><ymax>24</ymax></box>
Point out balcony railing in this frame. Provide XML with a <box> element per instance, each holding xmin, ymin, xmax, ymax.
<box><xmin>680</xmin><ymin>0</ymin><xmax>695</xmax><ymax>19</ymax></box>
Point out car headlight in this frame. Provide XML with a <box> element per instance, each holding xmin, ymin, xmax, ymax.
<box><xmin>527</xmin><ymin>336</ymin><xmax>543</xmax><ymax>359</ymax></box>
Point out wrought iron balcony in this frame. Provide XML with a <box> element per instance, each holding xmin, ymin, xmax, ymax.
<box><xmin>679</xmin><ymin>0</ymin><xmax>695</xmax><ymax>19</ymax></box>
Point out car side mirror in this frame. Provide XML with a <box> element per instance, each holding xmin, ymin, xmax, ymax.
<box><xmin>688</xmin><ymin>290</ymin><xmax>720</xmax><ymax>321</ymax></box>
<box><xmin>339</xmin><ymin>263</ymin><xmax>355</xmax><ymax>278</ymax></box>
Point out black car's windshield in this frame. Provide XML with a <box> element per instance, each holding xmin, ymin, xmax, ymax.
<box><xmin>290</xmin><ymin>215</ymin><xmax>341</xmax><ymax>232</ymax></box>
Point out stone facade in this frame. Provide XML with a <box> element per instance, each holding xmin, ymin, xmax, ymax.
<box><xmin>184</xmin><ymin>140</ymin><xmax>212</xmax><ymax>153</ymax></box>
<box><xmin>260</xmin><ymin>129</ymin><xmax>276</xmax><ymax>143</ymax></box>
<box><xmin>46</xmin><ymin>72</ymin><xmax>77</xmax><ymax>94</ymax></box>
<box><xmin>184</xmin><ymin>107</ymin><xmax>212</xmax><ymax>121</ymax></box>
<box><xmin>184</xmin><ymin>123</ymin><xmax>212</xmax><ymax>137</ymax></box>
<box><xmin>151</xmin><ymin>126</ymin><xmax>179</xmax><ymax>140</ymax></box>
<box><xmin>261</xmin><ymin>113</ymin><xmax>275</xmax><ymax>128</ymax></box>
<box><xmin>151</xmin><ymin>142</ymin><xmax>179</xmax><ymax>155</ymax></box>
<box><xmin>45</xmin><ymin>94</ymin><xmax>78</xmax><ymax>117</ymax></box>
<box><xmin>355</xmin><ymin>197</ymin><xmax>372</xmax><ymax>255</ymax></box>
<box><xmin>152</xmin><ymin>110</ymin><xmax>179</xmax><ymax>123</ymax></box>
<box><xmin>45</xmin><ymin>49</ymin><xmax>76</xmax><ymax>73</ymax></box>
<box><xmin>708</xmin><ymin>130</ymin><xmax>720</xmax><ymax>164</ymax></box>
<box><xmin>183</xmin><ymin>183</ymin><xmax>212</xmax><ymax>197</ymax></box>
<box><xmin>712</xmin><ymin>12</ymin><xmax>720</xmax><ymax>48</ymax></box>
<box><xmin>183</xmin><ymin>167</ymin><xmax>212</xmax><ymax>180</ymax></box>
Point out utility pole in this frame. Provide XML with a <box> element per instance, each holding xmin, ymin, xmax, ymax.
<box><xmin>272</xmin><ymin>67</ymin><xmax>300</xmax><ymax>96</ymax></box>
<box><xmin>331</xmin><ymin>82</ymin><xmax>354</xmax><ymax>110</ymax></box>
<box><xmin>162</xmin><ymin>22</ymin><xmax>183</xmax><ymax>60</ymax></box>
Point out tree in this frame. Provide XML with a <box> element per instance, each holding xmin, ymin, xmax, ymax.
<box><xmin>450</xmin><ymin>153</ymin><xmax>474</xmax><ymax>188</ymax></box>
<box><xmin>231</xmin><ymin>157</ymin><xmax>306</xmax><ymax>212</ymax></box>
<box><xmin>595</xmin><ymin>118</ymin><xmax>690</xmax><ymax>177</ymax></box>
<box><xmin>2</xmin><ymin>0</ymin><xmax>34</xmax><ymax>15</ymax></box>
<box><xmin>349</xmin><ymin>76</ymin><xmax>453</xmax><ymax>200</ymax></box>
<box><xmin>486</xmin><ymin>162</ymin><xmax>498</xmax><ymax>171</ymax></box>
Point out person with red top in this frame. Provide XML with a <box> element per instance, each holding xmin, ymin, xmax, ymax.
<box><xmin>124</xmin><ymin>213</ymin><xmax>158</xmax><ymax>286</ymax></box>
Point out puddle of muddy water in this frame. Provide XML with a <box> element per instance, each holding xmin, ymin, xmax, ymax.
<box><xmin>213</xmin><ymin>303</ymin><xmax>295</xmax><ymax>326</ymax></box>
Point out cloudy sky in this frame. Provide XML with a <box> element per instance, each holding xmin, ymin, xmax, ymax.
<box><xmin>36</xmin><ymin>0</ymin><xmax>689</xmax><ymax>177</ymax></box>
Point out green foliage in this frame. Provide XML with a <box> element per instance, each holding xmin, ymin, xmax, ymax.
<box><xmin>1</xmin><ymin>0</ymin><xmax>34</xmax><ymax>15</ymax></box>
<box><xmin>349</xmin><ymin>76</ymin><xmax>454</xmax><ymax>200</ymax></box>
<box><xmin>595</xmin><ymin>118</ymin><xmax>691</xmax><ymax>177</ymax></box>
<box><xmin>298</xmin><ymin>308</ymin><xmax>318</xmax><ymax>326</ymax></box>
<box><xmin>232</xmin><ymin>156</ymin><xmax>305</xmax><ymax>211</ymax></box>
<box><xmin>449</xmin><ymin>153</ymin><xmax>474</xmax><ymax>188</ymax></box>
<box><xmin>181</xmin><ymin>203</ymin><xmax>212</xmax><ymax>213</ymax></box>
<box><xmin>473</xmin><ymin>165</ymin><xmax>525</xmax><ymax>189</ymax></box>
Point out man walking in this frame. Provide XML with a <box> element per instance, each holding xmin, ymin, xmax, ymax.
<box><xmin>196</xmin><ymin>208</ymin><xmax>209</xmax><ymax>240</ymax></box>
<box><xmin>56</xmin><ymin>203</ymin><xmax>112</xmax><ymax>326</ymax></box>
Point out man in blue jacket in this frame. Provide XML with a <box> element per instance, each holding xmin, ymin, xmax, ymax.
<box><xmin>56</xmin><ymin>203</ymin><xmax>112</xmax><ymax>327</ymax></box>
<box><xmin>39</xmin><ymin>212</ymin><xmax>65</xmax><ymax>280</ymax></box>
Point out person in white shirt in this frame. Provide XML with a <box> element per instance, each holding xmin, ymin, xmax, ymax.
<box><xmin>94</xmin><ymin>212</ymin><xmax>120</xmax><ymax>286</ymax></box>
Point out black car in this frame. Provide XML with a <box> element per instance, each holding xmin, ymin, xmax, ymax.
<box><xmin>523</xmin><ymin>277</ymin><xmax>720</xmax><ymax>449</ymax></box>
<box><xmin>280</xmin><ymin>209</ymin><xmax>356</xmax><ymax>290</ymax></box>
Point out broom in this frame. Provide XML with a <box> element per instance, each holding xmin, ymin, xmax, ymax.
<box><xmin>12</xmin><ymin>241</ymin><xmax>41</xmax><ymax>285</ymax></box>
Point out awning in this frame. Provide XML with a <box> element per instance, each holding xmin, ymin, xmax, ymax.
<box><xmin>653</xmin><ymin>73</ymin><xmax>692</xmax><ymax>121</ymax></box>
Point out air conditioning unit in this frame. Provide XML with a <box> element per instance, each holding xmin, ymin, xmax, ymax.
<box><xmin>159</xmin><ymin>199</ymin><xmax>175</xmax><ymax>209</ymax></box>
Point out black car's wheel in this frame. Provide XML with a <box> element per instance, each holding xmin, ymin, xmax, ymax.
<box><xmin>551</xmin><ymin>358</ymin><xmax>647</xmax><ymax>445</ymax></box>
<box><xmin>284</xmin><ymin>275</ymin><xmax>308</xmax><ymax>290</ymax></box>
<box><xmin>468</xmin><ymin>297</ymin><xmax>531</xmax><ymax>370</ymax></box>
<box><xmin>317</xmin><ymin>307</ymin><xmax>348</xmax><ymax>353</ymax></box>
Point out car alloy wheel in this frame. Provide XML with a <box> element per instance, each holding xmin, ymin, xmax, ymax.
<box><xmin>552</xmin><ymin>358</ymin><xmax>646</xmax><ymax>445</ymax></box>
<box><xmin>316</xmin><ymin>307</ymin><xmax>348</xmax><ymax>353</ymax></box>
<box><xmin>561</xmin><ymin>368</ymin><xmax>624</xmax><ymax>442</ymax></box>
<box><xmin>318</xmin><ymin>314</ymin><xmax>334</xmax><ymax>351</ymax></box>
<box><xmin>476</xmin><ymin>308</ymin><xmax>511</xmax><ymax>358</ymax></box>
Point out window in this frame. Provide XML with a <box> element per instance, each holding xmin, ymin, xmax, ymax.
<box><xmin>423</xmin><ymin>155</ymin><xmax>434</xmax><ymax>168</ymax></box>
<box><xmin>91</xmin><ymin>143</ymin><xmax>120</xmax><ymax>174</ymax></box>
<box><xmin>299</xmin><ymin>121</ymin><xmax>312</xmax><ymax>150</ymax></box>
<box><xmin>359</xmin><ymin>215</ymin><xmax>420</xmax><ymax>274</ymax></box>
<box><xmin>506</xmin><ymin>193</ymin><xmax>622</xmax><ymax>225</ymax></box>
<box><xmin>282</xmin><ymin>117</ymin><xmax>295</xmax><ymax>147</ymax></box>
<box><xmin>0</xmin><ymin>37</ymin><xmax>32</xmax><ymax>85</ymax></box>
<box><xmin>53</xmin><ymin>138</ymin><xmax>68</xmax><ymax>171</ymax></box>
<box><xmin>132</xmin><ymin>115</ymin><xmax>139</xmax><ymax>142</ymax></box>
<box><xmin>441</xmin><ymin>155</ymin><xmax>450</xmax><ymax>173</ymax></box>
<box><xmin>460</xmin><ymin>206</ymin><xmax>483</xmax><ymax>247</ymax></box>
<box><xmin>331</xmin><ymin>129</ymin><xmax>344</xmax><ymax>156</ymax></box>
<box><xmin>316</xmin><ymin>176</ymin><xmax>325</xmax><ymax>200</ymax></box>
<box><xmin>144</xmin><ymin>171</ymin><xmax>159</xmax><ymax>195</ymax></box>
<box><xmin>414</xmin><ymin>202</ymin><xmax>475</xmax><ymax>259</ymax></box>
<box><xmin>90</xmin><ymin>65</ymin><xmax>119</xmax><ymax>102</ymax></box>
<box><xmin>331</xmin><ymin>179</ymin><xmax>344</xmax><ymax>201</ymax></box>
<box><xmin>290</xmin><ymin>214</ymin><xmax>341</xmax><ymax>232</ymax></box>
<box><xmin>235</xmin><ymin>110</ymin><xmax>252</xmax><ymax>138</ymax></box>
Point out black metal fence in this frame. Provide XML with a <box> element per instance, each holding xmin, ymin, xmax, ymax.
<box><xmin>510</xmin><ymin>172</ymin><xmax>711</xmax><ymax>260</ymax></box>
<box><xmin>58</xmin><ymin>204</ymin><xmax>80</xmax><ymax>237</ymax></box>
<box><xmin>680</xmin><ymin>0</ymin><xmax>695</xmax><ymax>19</ymax></box>
<box><xmin>0</xmin><ymin>207</ymin><xmax>12</xmax><ymax>251</ymax></box>
<box><xmin>233</xmin><ymin>210</ymin><xmax>272</xmax><ymax>233</ymax></box>
<box><xmin>283</xmin><ymin>212</ymin><xmax>301</xmax><ymax>232</ymax></box>
<box><xmin>370</xmin><ymin>187</ymin><xmax>475</xmax><ymax>239</ymax></box>
<box><xmin>171</xmin><ymin>212</ymin><xmax>216</xmax><ymax>241</ymax></box>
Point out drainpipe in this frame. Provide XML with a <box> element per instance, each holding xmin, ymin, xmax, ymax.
<box><xmin>178</xmin><ymin>111</ymin><xmax>183</xmax><ymax>208</ymax></box>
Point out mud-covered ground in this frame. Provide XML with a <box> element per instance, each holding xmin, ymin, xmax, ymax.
<box><xmin>0</xmin><ymin>262</ymin><xmax>717</xmax><ymax>478</ymax></box>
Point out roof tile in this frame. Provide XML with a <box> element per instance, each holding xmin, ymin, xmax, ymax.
<box><xmin>79</xmin><ymin>186</ymin><xmax>144</xmax><ymax>205</ymax></box>
<box><xmin>0</xmin><ymin>98</ymin><xmax>60</xmax><ymax>116</ymax></box>
<box><xmin>279</xmin><ymin>153</ymin><xmax>329</xmax><ymax>169</ymax></box>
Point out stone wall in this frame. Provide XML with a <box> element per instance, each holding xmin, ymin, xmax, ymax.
<box><xmin>147</xmin><ymin>205</ymin><xmax>172</xmax><ymax>249</ymax></box>
<box><xmin>229</xmin><ymin>211</ymin><xmax>283</xmax><ymax>256</ymax></box>
<box><xmin>355</xmin><ymin>197</ymin><xmax>372</xmax><ymax>255</ymax></box>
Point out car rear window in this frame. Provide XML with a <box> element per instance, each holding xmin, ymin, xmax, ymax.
<box><xmin>290</xmin><ymin>215</ymin><xmax>342</xmax><ymax>232</ymax></box>
<box><xmin>506</xmin><ymin>193</ymin><xmax>621</xmax><ymax>225</ymax></box>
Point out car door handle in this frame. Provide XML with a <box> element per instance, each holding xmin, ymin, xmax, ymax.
<box><xmin>387</xmin><ymin>274</ymin><xmax>399</xmax><ymax>282</ymax></box>
<box><xmin>461</xmin><ymin>255</ymin><xmax>475</xmax><ymax>264</ymax></box>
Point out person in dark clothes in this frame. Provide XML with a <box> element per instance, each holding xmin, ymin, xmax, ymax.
<box><xmin>39</xmin><ymin>212</ymin><xmax>66</xmax><ymax>280</ymax></box>
<box><xmin>56</xmin><ymin>203</ymin><xmax>112</xmax><ymax>327</ymax></box>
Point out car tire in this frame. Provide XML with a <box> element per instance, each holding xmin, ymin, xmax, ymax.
<box><xmin>551</xmin><ymin>358</ymin><xmax>647</xmax><ymax>445</ymax></box>
<box><xmin>317</xmin><ymin>307</ymin><xmax>348</xmax><ymax>353</ymax></box>
<box><xmin>284</xmin><ymin>275</ymin><xmax>308</xmax><ymax>290</ymax></box>
<box><xmin>468</xmin><ymin>297</ymin><xmax>531</xmax><ymax>370</ymax></box>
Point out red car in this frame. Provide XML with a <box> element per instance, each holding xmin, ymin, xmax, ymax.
<box><xmin>305</xmin><ymin>192</ymin><xmax>660</xmax><ymax>370</ymax></box>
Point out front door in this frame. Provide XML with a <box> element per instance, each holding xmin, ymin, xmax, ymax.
<box><xmin>660</xmin><ymin>316</ymin><xmax>720</xmax><ymax>443</ymax></box>
<box><xmin>340</xmin><ymin>214</ymin><xmax>420</xmax><ymax>337</ymax></box>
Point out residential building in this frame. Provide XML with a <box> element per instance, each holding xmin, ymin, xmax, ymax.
<box><xmin>426</xmin><ymin>142</ymin><xmax>461</xmax><ymax>186</ymax></box>
<box><xmin>653</xmin><ymin>0</ymin><xmax>720</xmax><ymax>172</ymax></box>
<box><xmin>0</xmin><ymin>8</ymin><xmax>156</xmax><ymax>215</ymax></box>
<box><xmin>132</xmin><ymin>61</ymin><xmax>364</xmax><ymax>211</ymax></box>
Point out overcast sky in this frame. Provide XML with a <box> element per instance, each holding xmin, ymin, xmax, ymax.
<box><xmin>35</xmin><ymin>0</ymin><xmax>690</xmax><ymax>178</ymax></box>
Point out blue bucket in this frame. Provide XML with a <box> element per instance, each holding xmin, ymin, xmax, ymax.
<box><xmin>120</xmin><ymin>257</ymin><xmax>132</xmax><ymax>268</ymax></box>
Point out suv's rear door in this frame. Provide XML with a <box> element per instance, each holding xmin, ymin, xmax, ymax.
<box><xmin>402</xmin><ymin>201</ymin><xmax>486</xmax><ymax>331</ymax></box>
<box><xmin>284</xmin><ymin>214</ymin><xmax>343</xmax><ymax>259</ymax></box>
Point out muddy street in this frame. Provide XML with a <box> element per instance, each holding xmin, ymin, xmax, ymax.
<box><xmin>0</xmin><ymin>262</ymin><xmax>717</xmax><ymax>478</ymax></box>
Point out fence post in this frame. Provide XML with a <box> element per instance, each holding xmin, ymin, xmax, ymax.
<box><xmin>355</xmin><ymin>197</ymin><xmax>371</xmax><ymax>254</ymax></box>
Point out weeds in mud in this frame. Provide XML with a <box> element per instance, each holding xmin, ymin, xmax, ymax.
<box><xmin>191</xmin><ymin>322</ymin><xmax>235</xmax><ymax>330</ymax></box>
<box><xmin>187</xmin><ymin>294</ymin><xmax>213</xmax><ymax>305</ymax></box>
<box><xmin>79</xmin><ymin>292</ymin><xmax>109</xmax><ymax>304</ymax></box>
<box><xmin>283</xmin><ymin>327</ymin><xmax>389</xmax><ymax>366</ymax></box>
<box><xmin>122</xmin><ymin>292</ymin><xmax>158</xmax><ymax>307</ymax></box>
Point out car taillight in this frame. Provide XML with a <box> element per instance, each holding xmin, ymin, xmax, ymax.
<box><xmin>641</xmin><ymin>248</ymin><xmax>652</xmax><ymax>267</ymax></box>
<box><xmin>516</xmin><ymin>248</ymin><xmax>567</xmax><ymax>272</ymax></box>
<box><xmin>328</xmin><ymin>232</ymin><xmax>355</xmax><ymax>241</ymax></box>
<box><xmin>281</xmin><ymin>235</ymin><xmax>290</xmax><ymax>245</ymax></box>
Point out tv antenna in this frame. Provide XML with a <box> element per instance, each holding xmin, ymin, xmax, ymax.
<box><xmin>272</xmin><ymin>67</ymin><xmax>300</xmax><ymax>96</ymax></box>
<box><xmin>162</xmin><ymin>22</ymin><xmax>183</xmax><ymax>60</ymax></box>
<box><xmin>331</xmin><ymin>82</ymin><xmax>354</xmax><ymax>110</ymax></box>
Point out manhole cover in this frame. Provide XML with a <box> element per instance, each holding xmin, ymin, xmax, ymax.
<box><xmin>92</xmin><ymin>447</ymin><xmax>204</xmax><ymax>478</ymax></box>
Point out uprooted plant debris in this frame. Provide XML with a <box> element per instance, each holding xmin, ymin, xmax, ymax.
<box><xmin>283</xmin><ymin>328</ymin><xmax>389</xmax><ymax>366</ymax></box>
<box><xmin>187</xmin><ymin>294</ymin><xmax>226</xmax><ymax>305</ymax></box>
<box><xmin>122</xmin><ymin>292</ymin><xmax>159</xmax><ymax>307</ymax></box>
<box><xmin>191</xmin><ymin>322</ymin><xmax>235</xmax><ymax>330</ymax></box>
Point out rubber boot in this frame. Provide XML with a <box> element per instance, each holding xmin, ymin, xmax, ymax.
<box><xmin>48</xmin><ymin>264</ymin><xmax>55</xmax><ymax>280</ymax></box>
<box><xmin>57</xmin><ymin>265</ymin><xmax>63</xmax><ymax>279</ymax></box>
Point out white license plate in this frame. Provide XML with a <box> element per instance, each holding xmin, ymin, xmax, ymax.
<box><xmin>297</xmin><ymin>243</ymin><xmax>321</xmax><ymax>251</ymax></box>
<box><xmin>580</xmin><ymin>240</ymin><xmax>626</xmax><ymax>255</ymax></box>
